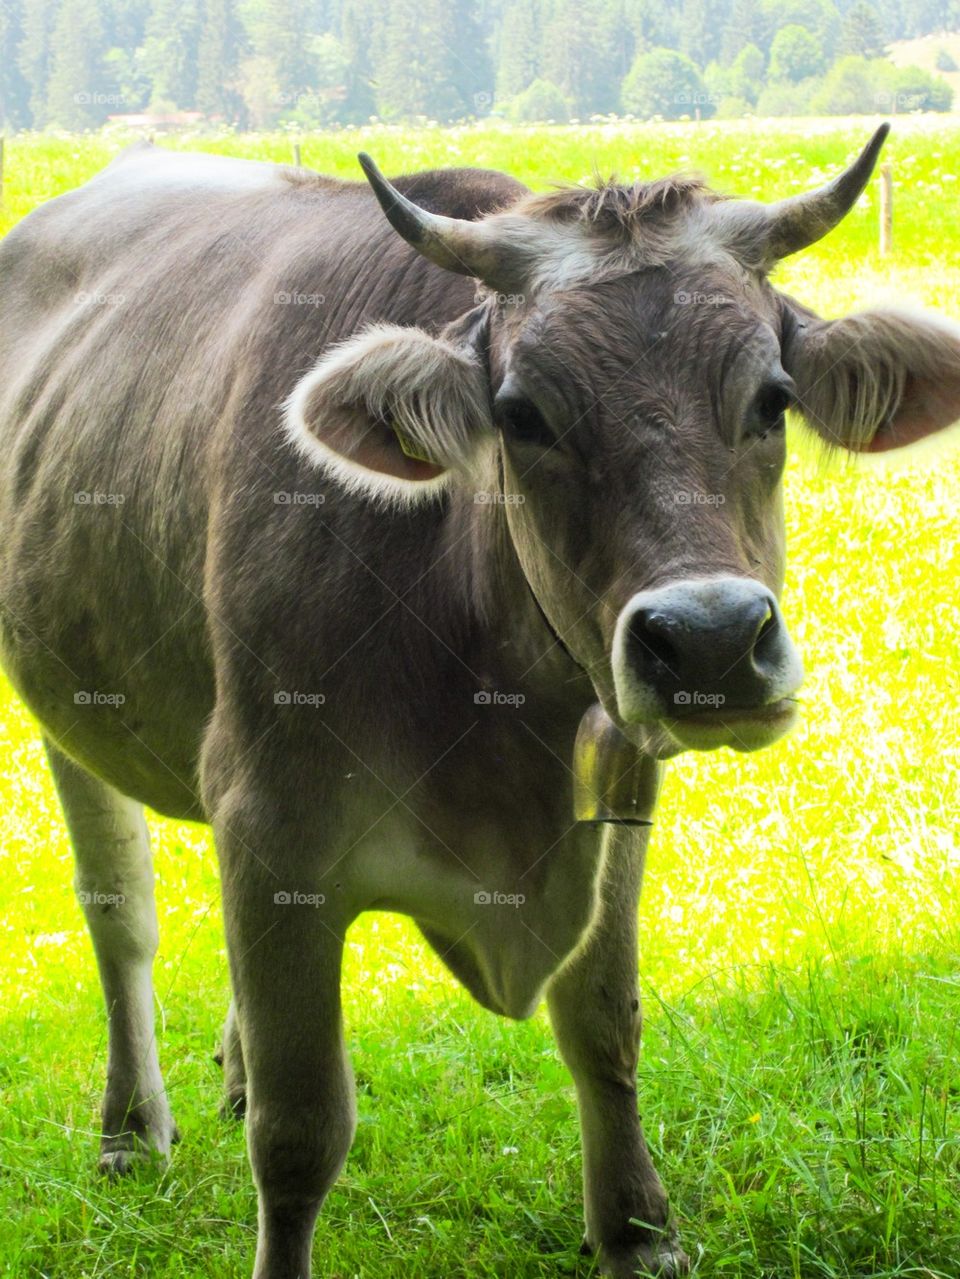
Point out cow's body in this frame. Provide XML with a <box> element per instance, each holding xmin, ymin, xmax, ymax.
<box><xmin>0</xmin><ymin>148</ymin><xmax>621</xmax><ymax>1020</ymax></box>
<box><xmin>2</xmin><ymin>138</ymin><xmax>958</xmax><ymax>1279</ymax></box>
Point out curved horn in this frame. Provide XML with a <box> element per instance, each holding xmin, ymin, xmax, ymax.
<box><xmin>766</xmin><ymin>124</ymin><xmax>890</xmax><ymax>259</ymax></box>
<box><xmin>358</xmin><ymin>152</ymin><xmax>508</xmax><ymax>286</ymax></box>
<box><xmin>717</xmin><ymin>125</ymin><xmax>890</xmax><ymax>266</ymax></box>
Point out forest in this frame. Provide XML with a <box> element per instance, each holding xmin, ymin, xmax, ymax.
<box><xmin>0</xmin><ymin>0</ymin><xmax>957</xmax><ymax>131</ymax></box>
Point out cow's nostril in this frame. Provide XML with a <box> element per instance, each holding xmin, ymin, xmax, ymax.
<box><xmin>754</xmin><ymin>604</ymin><xmax>780</xmax><ymax>658</ymax></box>
<box><xmin>629</xmin><ymin>611</ymin><xmax>680</xmax><ymax>672</ymax></box>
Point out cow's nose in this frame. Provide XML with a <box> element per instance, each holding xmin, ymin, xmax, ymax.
<box><xmin>612</xmin><ymin>576</ymin><xmax>804</xmax><ymax>722</ymax></box>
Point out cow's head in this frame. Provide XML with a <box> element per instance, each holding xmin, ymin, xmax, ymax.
<box><xmin>285</xmin><ymin>128</ymin><xmax>960</xmax><ymax>756</ymax></box>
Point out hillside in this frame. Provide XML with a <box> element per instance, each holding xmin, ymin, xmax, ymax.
<box><xmin>889</xmin><ymin>31</ymin><xmax>960</xmax><ymax>101</ymax></box>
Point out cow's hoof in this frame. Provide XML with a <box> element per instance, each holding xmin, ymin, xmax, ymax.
<box><xmin>98</xmin><ymin>1109</ymin><xmax>178</xmax><ymax>1176</ymax></box>
<box><xmin>219</xmin><ymin>1089</ymin><xmax>247</xmax><ymax>1120</ymax></box>
<box><xmin>587</xmin><ymin>1234</ymin><xmax>691</xmax><ymax>1278</ymax></box>
<box><xmin>98</xmin><ymin>1140</ymin><xmax>173</xmax><ymax>1177</ymax></box>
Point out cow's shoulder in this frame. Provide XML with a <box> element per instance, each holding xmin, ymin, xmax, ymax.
<box><xmin>0</xmin><ymin>144</ymin><xmax>288</xmax><ymax>276</ymax></box>
<box><xmin>98</xmin><ymin>141</ymin><xmax>287</xmax><ymax>195</ymax></box>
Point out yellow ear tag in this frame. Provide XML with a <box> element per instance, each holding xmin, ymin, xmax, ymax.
<box><xmin>392</xmin><ymin>423</ymin><xmax>441</xmax><ymax>467</ymax></box>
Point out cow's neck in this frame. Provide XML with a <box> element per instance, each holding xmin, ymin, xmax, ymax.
<box><xmin>439</xmin><ymin>464</ymin><xmax>595</xmax><ymax>716</ymax></box>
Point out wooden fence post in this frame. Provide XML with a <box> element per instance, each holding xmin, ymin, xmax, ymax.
<box><xmin>879</xmin><ymin>163</ymin><xmax>893</xmax><ymax>257</ymax></box>
<box><xmin>293</xmin><ymin>141</ymin><xmax>302</xmax><ymax>167</ymax></box>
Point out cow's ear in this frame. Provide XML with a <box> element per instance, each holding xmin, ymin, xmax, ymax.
<box><xmin>780</xmin><ymin>298</ymin><xmax>960</xmax><ymax>453</ymax></box>
<box><xmin>283</xmin><ymin>318</ymin><xmax>492</xmax><ymax>504</ymax></box>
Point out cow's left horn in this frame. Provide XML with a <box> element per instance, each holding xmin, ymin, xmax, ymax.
<box><xmin>359</xmin><ymin>152</ymin><xmax>513</xmax><ymax>289</ymax></box>
<box><xmin>717</xmin><ymin>125</ymin><xmax>890</xmax><ymax>265</ymax></box>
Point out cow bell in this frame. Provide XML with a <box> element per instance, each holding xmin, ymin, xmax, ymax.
<box><xmin>573</xmin><ymin>703</ymin><xmax>657</xmax><ymax>826</ymax></box>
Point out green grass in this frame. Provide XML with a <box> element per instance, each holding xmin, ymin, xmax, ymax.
<box><xmin>1</xmin><ymin>119</ymin><xmax>958</xmax><ymax>1277</ymax></box>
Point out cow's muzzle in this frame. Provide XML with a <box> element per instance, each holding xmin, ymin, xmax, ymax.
<box><xmin>611</xmin><ymin>576</ymin><xmax>804</xmax><ymax>753</ymax></box>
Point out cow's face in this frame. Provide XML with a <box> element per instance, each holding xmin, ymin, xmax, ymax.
<box><xmin>485</xmin><ymin>264</ymin><xmax>801</xmax><ymax>754</ymax></box>
<box><xmin>286</xmin><ymin>130</ymin><xmax>960</xmax><ymax>756</ymax></box>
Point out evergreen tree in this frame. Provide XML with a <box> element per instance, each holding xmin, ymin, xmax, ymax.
<box><xmin>870</xmin><ymin>0</ymin><xmax>903</xmax><ymax>43</ymax></box>
<box><xmin>196</xmin><ymin>0</ymin><xmax>244</xmax><ymax>118</ymax></box>
<box><xmin>680</xmin><ymin>0</ymin><xmax>709</xmax><ymax>66</ymax></box>
<box><xmin>839</xmin><ymin>1</ymin><xmax>886</xmax><ymax>59</ymax></box>
<box><xmin>17</xmin><ymin>0</ymin><xmax>57</xmax><ymax>124</ymax></box>
<box><xmin>624</xmin><ymin>0</ymin><xmax>676</xmax><ymax>51</ymax></box>
<box><xmin>45</xmin><ymin>0</ymin><xmax>108</xmax><ymax>128</ymax></box>
<box><xmin>376</xmin><ymin>0</ymin><xmax>465</xmax><ymax>119</ymax></box>
<box><xmin>104</xmin><ymin>0</ymin><xmax>153</xmax><ymax>52</ymax></box>
<box><xmin>141</xmin><ymin>0</ymin><xmax>200</xmax><ymax>107</ymax></box>
<box><xmin>448</xmin><ymin>0</ymin><xmax>493</xmax><ymax>114</ymax></box>
<box><xmin>719</xmin><ymin>0</ymin><xmax>760</xmax><ymax>64</ymax></box>
<box><xmin>541</xmin><ymin>0</ymin><xmax>627</xmax><ymax>115</ymax></box>
<box><xmin>902</xmin><ymin>0</ymin><xmax>953</xmax><ymax>39</ymax></box>
<box><xmin>250</xmin><ymin>0</ymin><xmax>316</xmax><ymax>108</ymax></box>
<box><xmin>339</xmin><ymin>0</ymin><xmax>385</xmax><ymax>121</ymax></box>
<box><xmin>101</xmin><ymin>46</ymin><xmax>150</xmax><ymax>112</ymax></box>
<box><xmin>0</xmin><ymin>0</ymin><xmax>31</xmax><ymax>127</ymax></box>
<box><xmin>308</xmin><ymin>31</ymin><xmax>349</xmax><ymax>120</ymax></box>
<box><xmin>495</xmin><ymin>0</ymin><xmax>540</xmax><ymax>101</ymax></box>
<box><xmin>679</xmin><ymin>0</ymin><xmax>725</xmax><ymax>68</ymax></box>
<box><xmin>759</xmin><ymin>0</ymin><xmax>840</xmax><ymax>57</ymax></box>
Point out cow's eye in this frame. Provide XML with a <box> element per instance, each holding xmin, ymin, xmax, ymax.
<box><xmin>496</xmin><ymin>396</ymin><xmax>555</xmax><ymax>448</ymax></box>
<box><xmin>750</xmin><ymin>382</ymin><xmax>795</xmax><ymax>435</ymax></box>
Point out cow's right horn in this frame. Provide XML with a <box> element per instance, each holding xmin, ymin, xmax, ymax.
<box><xmin>713</xmin><ymin>125</ymin><xmax>890</xmax><ymax>268</ymax></box>
<box><xmin>359</xmin><ymin>153</ymin><xmax>517</xmax><ymax>291</ymax></box>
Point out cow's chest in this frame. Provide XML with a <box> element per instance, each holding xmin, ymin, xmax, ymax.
<box><xmin>344</xmin><ymin>802</ymin><xmax>609</xmax><ymax>1019</ymax></box>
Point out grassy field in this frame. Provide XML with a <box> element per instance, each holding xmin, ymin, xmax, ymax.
<box><xmin>0</xmin><ymin>120</ymin><xmax>958</xmax><ymax>1278</ymax></box>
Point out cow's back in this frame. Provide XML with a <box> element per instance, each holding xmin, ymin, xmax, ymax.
<box><xmin>0</xmin><ymin>145</ymin><xmax>526</xmax><ymax>816</ymax></box>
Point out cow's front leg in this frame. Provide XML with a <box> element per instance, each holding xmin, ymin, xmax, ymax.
<box><xmin>547</xmin><ymin>773</ymin><xmax>689</xmax><ymax>1278</ymax></box>
<box><xmin>216</xmin><ymin>805</ymin><xmax>356</xmax><ymax>1279</ymax></box>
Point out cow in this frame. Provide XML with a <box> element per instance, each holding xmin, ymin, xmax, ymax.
<box><xmin>0</xmin><ymin>125</ymin><xmax>958</xmax><ymax>1279</ymax></box>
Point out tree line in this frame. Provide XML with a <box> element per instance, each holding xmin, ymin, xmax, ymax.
<box><xmin>0</xmin><ymin>0</ymin><xmax>957</xmax><ymax>130</ymax></box>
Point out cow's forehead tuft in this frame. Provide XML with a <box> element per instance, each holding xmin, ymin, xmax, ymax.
<box><xmin>483</xmin><ymin>178</ymin><xmax>747</xmax><ymax>294</ymax></box>
<box><xmin>513</xmin><ymin>175</ymin><xmax>721</xmax><ymax>229</ymax></box>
